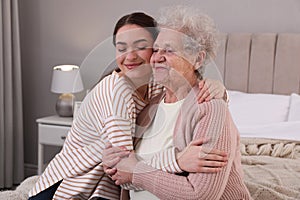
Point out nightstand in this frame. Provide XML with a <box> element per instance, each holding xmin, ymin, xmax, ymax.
<box><xmin>37</xmin><ymin>115</ymin><xmax>73</xmax><ymax>174</ymax></box>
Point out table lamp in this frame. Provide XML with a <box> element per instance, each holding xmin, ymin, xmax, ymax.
<box><xmin>51</xmin><ymin>65</ymin><xmax>84</xmax><ymax>117</ymax></box>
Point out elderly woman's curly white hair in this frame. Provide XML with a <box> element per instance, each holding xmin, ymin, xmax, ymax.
<box><xmin>157</xmin><ymin>5</ymin><xmax>219</xmax><ymax>63</ymax></box>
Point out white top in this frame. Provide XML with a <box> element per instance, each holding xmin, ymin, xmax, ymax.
<box><xmin>130</xmin><ymin>98</ymin><xmax>184</xmax><ymax>200</ymax></box>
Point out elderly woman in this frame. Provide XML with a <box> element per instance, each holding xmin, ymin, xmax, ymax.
<box><xmin>108</xmin><ymin>6</ymin><xmax>252</xmax><ymax>200</ymax></box>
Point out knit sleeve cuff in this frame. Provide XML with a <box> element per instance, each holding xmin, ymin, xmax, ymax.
<box><xmin>132</xmin><ymin>162</ymin><xmax>158</xmax><ymax>190</ymax></box>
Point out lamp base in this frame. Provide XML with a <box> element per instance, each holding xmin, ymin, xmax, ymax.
<box><xmin>56</xmin><ymin>93</ymin><xmax>74</xmax><ymax>117</ymax></box>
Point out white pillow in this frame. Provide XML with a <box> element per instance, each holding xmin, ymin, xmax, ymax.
<box><xmin>228</xmin><ymin>90</ymin><xmax>290</xmax><ymax>126</ymax></box>
<box><xmin>287</xmin><ymin>93</ymin><xmax>300</xmax><ymax>121</ymax></box>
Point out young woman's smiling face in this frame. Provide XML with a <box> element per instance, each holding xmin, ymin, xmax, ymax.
<box><xmin>115</xmin><ymin>24</ymin><xmax>154</xmax><ymax>79</ymax></box>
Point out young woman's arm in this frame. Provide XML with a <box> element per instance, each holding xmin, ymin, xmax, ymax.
<box><xmin>197</xmin><ymin>78</ymin><xmax>228</xmax><ymax>103</ymax></box>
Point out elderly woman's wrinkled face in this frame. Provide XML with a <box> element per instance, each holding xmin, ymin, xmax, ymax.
<box><xmin>115</xmin><ymin>24</ymin><xmax>154</xmax><ymax>79</ymax></box>
<box><xmin>151</xmin><ymin>28</ymin><xmax>198</xmax><ymax>88</ymax></box>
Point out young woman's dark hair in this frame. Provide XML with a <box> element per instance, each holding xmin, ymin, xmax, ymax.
<box><xmin>112</xmin><ymin>12</ymin><xmax>159</xmax><ymax>46</ymax></box>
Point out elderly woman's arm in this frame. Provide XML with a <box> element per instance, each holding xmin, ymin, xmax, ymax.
<box><xmin>105</xmin><ymin>138</ymin><xmax>227</xmax><ymax>191</ymax></box>
<box><xmin>113</xmin><ymin>100</ymin><xmax>237</xmax><ymax>200</ymax></box>
<box><xmin>133</xmin><ymin>100</ymin><xmax>234</xmax><ymax>200</ymax></box>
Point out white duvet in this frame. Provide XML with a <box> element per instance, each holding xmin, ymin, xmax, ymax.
<box><xmin>237</xmin><ymin>121</ymin><xmax>300</xmax><ymax>141</ymax></box>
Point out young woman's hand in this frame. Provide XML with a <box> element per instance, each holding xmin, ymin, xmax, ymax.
<box><xmin>102</xmin><ymin>143</ymin><xmax>130</xmax><ymax>177</ymax></box>
<box><xmin>176</xmin><ymin>139</ymin><xmax>228</xmax><ymax>173</ymax></box>
<box><xmin>197</xmin><ymin>78</ymin><xmax>227</xmax><ymax>103</ymax></box>
<box><xmin>111</xmin><ymin>152</ymin><xmax>138</xmax><ymax>185</ymax></box>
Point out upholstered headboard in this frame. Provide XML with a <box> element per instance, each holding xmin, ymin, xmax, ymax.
<box><xmin>214</xmin><ymin>33</ymin><xmax>300</xmax><ymax>95</ymax></box>
<box><xmin>80</xmin><ymin>33</ymin><xmax>300</xmax><ymax>96</ymax></box>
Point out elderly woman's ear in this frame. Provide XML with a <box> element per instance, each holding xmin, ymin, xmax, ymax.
<box><xmin>194</xmin><ymin>51</ymin><xmax>206</xmax><ymax>70</ymax></box>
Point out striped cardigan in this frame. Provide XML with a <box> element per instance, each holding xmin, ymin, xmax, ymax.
<box><xmin>29</xmin><ymin>72</ymin><xmax>181</xmax><ymax>199</ymax></box>
<box><xmin>128</xmin><ymin>87</ymin><xmax>252</xmax><ymax>200</ymax></box>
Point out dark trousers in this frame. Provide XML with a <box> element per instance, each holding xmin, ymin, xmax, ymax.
<box><xmin>28</xmin><ymin>180</ymin><xmax>109</xmax><ymax>200</ymax></box>
<box><xmin>28</xmin><ymin>180</ymin><xmax>61</xmax><ymax>200</ymax></box>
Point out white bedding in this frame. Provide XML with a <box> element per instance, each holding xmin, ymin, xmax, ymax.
<box><xmin>227</xmin><ymin>90</ymin><xmax>290</xmax><ymax>126</ymax></box>
<box><xmin>227</xmin><ymin>90</ymin><xmax>300</xmax><ymax>141</ymax></box>
<box><xmin>288</xmin><ymin>93</ymin><xmax>300</xmax><ymax>121</ymax></box>
<box><xmin>237</xmin><ymin>121</ymin><xmax>300</xmax><ymax>141</ymax></box>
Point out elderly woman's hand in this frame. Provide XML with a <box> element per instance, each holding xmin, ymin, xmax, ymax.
<box><xmin>111</xmin><ymin>152</ymin><xmax>138</xmax><ymax>185</ymax></box>
<box><xmin>197</xmin><ymin>78</ymin><xmax>227</xmax><ymax>103</ymax></box>
<box><xmin>176</xmin><ymin>139</ymin><xmax>228</xmax><ymax>173</ymax></box>
<box><xmin>102</xmin><ymin>143</ymin><xmax>130</xmax><ymax>178</ymax></box>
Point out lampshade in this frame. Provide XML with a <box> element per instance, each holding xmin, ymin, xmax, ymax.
<box><xmin>51</xmin><ymin>65</ymin><xmax>84</xmax><ymax>94</ymax></box>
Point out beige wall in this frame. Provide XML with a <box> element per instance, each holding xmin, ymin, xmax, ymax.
<box><xmin>19</xmin><ymin>0</ymin><xmax>300</xmax><ymax>174</ymax></box>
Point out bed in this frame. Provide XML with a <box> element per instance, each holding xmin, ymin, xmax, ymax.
<box><xmin>1</xmin><ymin>33</ymin><xmax>300</xmax><ymax>199</ymax></box>
<box><xmin>217</xmin><ymin>33</ymin><xmax>300</xmax><ymax>199</ymax></box>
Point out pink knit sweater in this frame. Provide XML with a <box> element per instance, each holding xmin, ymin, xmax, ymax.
<box><xmin>131</xmin><ymin>88</ymin><xmax>252</xmax><ymax>200</ymax></box>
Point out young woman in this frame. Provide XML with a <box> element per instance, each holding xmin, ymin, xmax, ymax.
<box><xmin>28</xmin><ymin>12</ymin><xmax>227</xmax><ymax>200</ymax></box>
